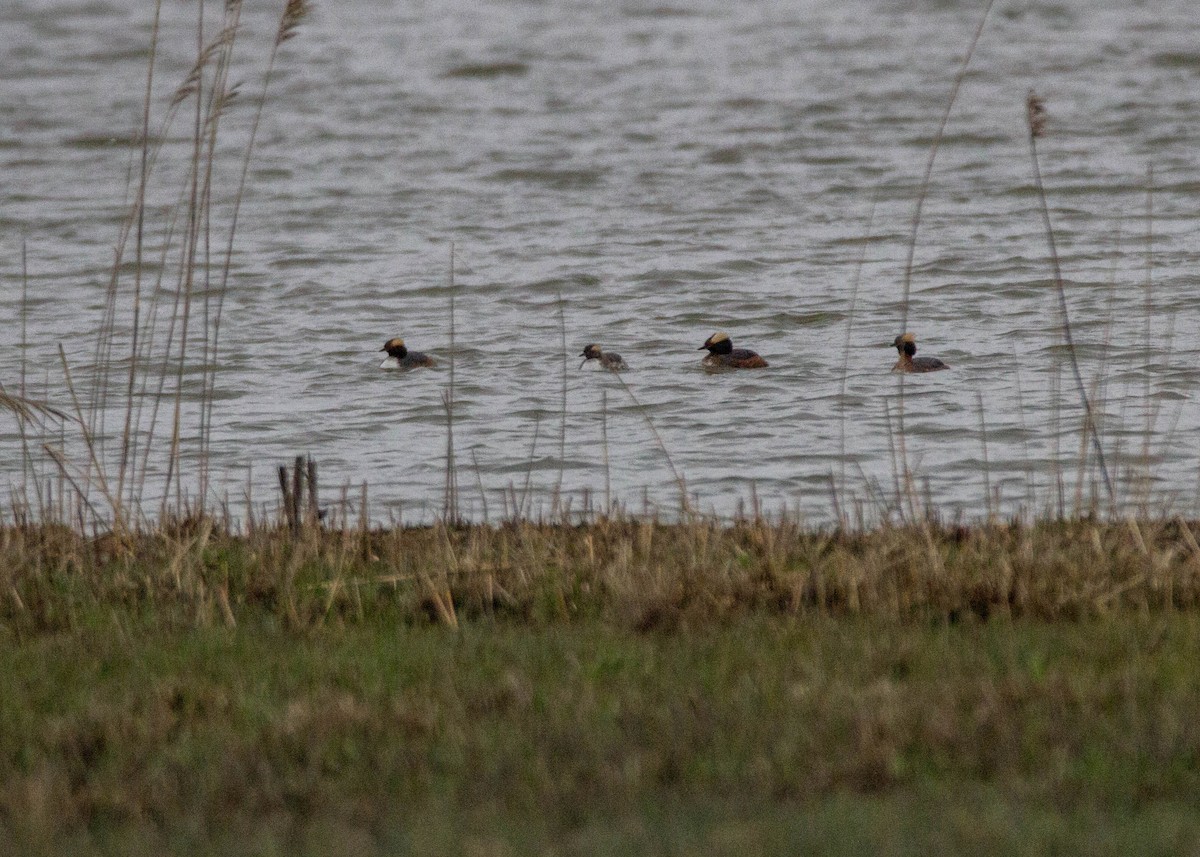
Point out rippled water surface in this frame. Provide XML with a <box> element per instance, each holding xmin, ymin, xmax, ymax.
<box><xmin>4</xmin><ymin>0</ymin><xmax>1200</xmax><ymax>523</ymax></box>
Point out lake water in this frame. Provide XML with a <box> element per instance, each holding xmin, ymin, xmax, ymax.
<box><xmin>4</xmin><ymin>0</ymin><xmax>1200</xmax><ymax>525</ymax></box>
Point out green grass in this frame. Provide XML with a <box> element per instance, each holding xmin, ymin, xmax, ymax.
<box><xmin>3</xmin><ymin>595</ymin><xmax>1200</xmax><ymax>854</ymax></box>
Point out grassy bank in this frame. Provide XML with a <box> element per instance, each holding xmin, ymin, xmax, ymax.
<box><xmin>3</xmin><ymin>518</ymin><xmax>1200</xmax><ymax>854</ymax></box>
<box><xmin>4</xmin><ymin>515</ymin><xmax>1200</xmax><ymax>633</ymax></box>
<box><xmin>2</xmin><ymin>615</ymin><xmax>1200</xmax><ymax>855</ymax></box>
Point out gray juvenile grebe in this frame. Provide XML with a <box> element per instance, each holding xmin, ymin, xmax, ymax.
<box><xmin>379</xmin><ymin>337</ymin><xmax>435</xmax><ymax>369</ymax></box>
<box><xmin>891</xmin><ymin>333</ymin><xmax>948</xmax><ymax>373</ymax></box>
<box><xmin>699</xmin><ymin>332</ymin><xmax>768</xmax><ymax>369</ymax></box>
<box><xmin>579</xmin><ymin>343</ymin><xmax>628</xmax><ymax>371</ymax></box>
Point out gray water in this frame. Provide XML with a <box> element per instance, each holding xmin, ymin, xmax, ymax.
<box><xmin>4</xmin><ymin>0</ymin><xmax>1200</xmax><ymax>524</ymax></box>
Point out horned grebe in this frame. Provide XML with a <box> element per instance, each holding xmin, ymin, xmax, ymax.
<box><xmin>699</xmin><ymin>332</ymin><xmax>768</xmax><ymax>369</ymax></box>
<box><xmin>379</xmin><ymin>337</ymin><xmax>435</xmax><ymax>369</ymax></box>
<box><xmin>891</xmin><ymin>333</ymin><xmax>948</xmax><ymax>373</ymax></box>
<box><xmin>579</xmin><ymin>343</ymin><xmax>628</xmax><ymax>371</ymax></box>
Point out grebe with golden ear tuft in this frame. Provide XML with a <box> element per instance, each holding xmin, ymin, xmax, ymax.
<box><xmin>699</xmin><ymin>332</ymin><xmax>768</xmax><ymax>369</ymax></box>
<box><xmin>379</xmin><ymin>337</ymin><xmax>435</xmax><ymax>369</ymax></box>
<box><xmin>891</xmin><ymin>333</ymin><xmax>948</xmax><ymax>373</ymax></box>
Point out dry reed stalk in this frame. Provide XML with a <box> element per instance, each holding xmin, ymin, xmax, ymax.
<box><xmin>277</xmin><ymin>460</ymin><xmax>299</xmax><ymax>534</ymax></box>
<box><xmin>892</xmin><ymin>0</ymin><xmax>995</xmax><ymax>510</ymax></box>
<box><xmin>174</xmin><ymin>4</ymin><xmax>244</xmax><ymax>515</ymax></box>
<box><xmin>442</xmin><ymin>244</ymin><xmax>460</xmax><ymax>524</ymax></box>
<box><xmin>1134</xmin><ymin>164</ymin><xmax>1173</xmax><ymax>514</ymax></box>
<box><xmin>1076</xmin><ymin>373</ymin><xmax>1109</xmax><ymax>517</ymax></box>
<box><xmin>601</xmin><ymin>389</ymin><xmax>611</xmax><ymax>515</ymax></box>
<box><xmin>54</xmin><ymin>347</ymin><xmax>127</xmax><ymax>538</ymax></box>
<box><xmin>554</xmin><ymin>291</ymin><xmax>568</xmax><ymax>516</ymax></box>
<box><xmin>892</xmin><ymin>393</ymin><xmax>920</xmax><ymax>522</ymax></box>
<box><xmin>113</xmin><ymin>0</ymin><xmax>162</xmax><ymax>520</ymax></box>
<box><xmin>201</xmin><ymin>0</ymin><xmax>308</xmax><ymax>514</ymax></box>
<box><xmin>49</xmin><ymin>0</ymin><xmax>305</xmax><ymax>529</ymax></box>
<box><xmin>1011</xmin><ymin>365</ymin><xmax>1036</xmax><ymax>517</ymax></box>
<box><xmin>1025</xmin><ymin>91</ymin><xmax>1114</xmax><ymax>509</ymax></box>
<box><xmin>425</xmin><ymin>524</ymin><xmax>460</xmax><ymax>629</ymax></box>
<box><xmin>899</xmin><ymin>0</ymin><xmax>997</xmax><ymax>332</ymax></box>
<box><xmin>291</xmin><ymin>455</ymin><xmax>304</xmax><ymax>529</ymax></box>
<box><xmin>0</xmin><ymin>385</ymin><xmax>64</xmax><ymax>429</ymax></box>
<box><xmin>132</xmin><ymin>191</ymin><xmax>192</xmax><ymax>515</ymax></box>
<box><xmin>159</xmin><ymin>0</ymin><xmax>213</xmax><ymax>520</ymax></box>
<box><xmin>83</xmin><ymin>0</ymin><xmax>173</xmax><ymax>513</ymax></box>
<box><xmin>1090</xmin><ymin>218</ymin><xmax>1125</xmax><ymax>510</ymax></box>
<box><xmin>517</xmin><ymin>414</ymin><xmax>541</xmax><ymax>521</ymax></box>
<box><xmin>609</xmin><ymin>372</ymin><xmax>689</xmax><ymax>517</ymax></box>
<box><xmin>17</xmin><ymin>243</ymin><xmax>47</xmax><ymax>517</ymax></box>
<box><xmin>1142</xmin><ymin>163</ymin><xmax>1153</xmax><ymax>456</ymax></box>
<box><xmin>837</xmin><ymin>196</ymin><xmax>877</xmax><ymax>520</ymax></box>
<box><xmin>975</xmin><ymin>391</ymin><xmax>993</xmax><ymax>520</ymax></box>
<box><xmin>305</xmin><ymin>457</ymin><xmax>320</xmax><ymax>527</ymax></box>
<box><xmin>469</xmin><ymin>449</ymin><xmax>490</xmax><ymax>525</ymax></box>
<box><xmin>1049</xmin><ymin>362</ymin><xmax>1064</xmax><ymax>517</ymax></box>
<box><xmin>41</xmin><ymin>445</ymin><xmax>106</xmax><ymax>529</ymax></box>
<box><xmin>194</xmin><ymin>6</ymin><xmax>246</xmax><ymax>513</ymax></box>
<box><xmin>357</xmin><ymin>480</ymin><xmax>369</xmax><ymax>550</ymax></box>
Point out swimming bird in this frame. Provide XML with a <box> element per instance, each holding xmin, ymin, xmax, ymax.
<box><xmin>891</xmin><ymin>333</ymin><xmax>948</xmax><ymax>373</ymax></box>
<box><xmin>579</xmin><ymin>343</ymin><xmax>628</xmax><ymax>371</ymax></box>
<box><xmin>379</xmin><ymin>337</ymin><xmax>435</xmax><ymax>369</ymax></box>
<box><xmin>699</xmin><ymin>332</ymin><xmax>768</xmax><ymax>369</ymax></box>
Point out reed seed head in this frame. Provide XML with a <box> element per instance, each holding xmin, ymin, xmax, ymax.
<box><xmin>1026</xmin><ymin>90</ymin><xmax>1047</xmax><ymax>139</ymax></box>
<box><xmin>276</xmin><ymin>0</ymin><xmax>310</xmax><ymax>46</ymax></box>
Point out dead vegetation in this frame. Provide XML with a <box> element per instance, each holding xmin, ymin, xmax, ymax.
<box><xmin>4</xmin><ymin>512</ymin><xmax>1200</xmax><ymax>634</ymax></box>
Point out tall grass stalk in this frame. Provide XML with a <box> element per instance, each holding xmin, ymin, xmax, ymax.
<box><xmin>554</xmin><ymin>291</ymin><xmax>568</xmax><ymax>516</ymax></box>
<box><xmin>1011</xmin><ymin>365</ymin><xmax>1036</xmax><ymax>516</ymax></box>
<box><xmin>114</xmin><ymin>0</ymin><xmax>163</xmax><ymax>521</ymax></box>
<box><xmin>1025</xmin><ymin>91</ymin><xmax>1114</xmax><ymax>508</ymax></box>
<box><xmin>1135</xmin><ymin>164</ymin><xmax>1166</xmax><ymax>512</ymax></box>
<box><xmin>49</xmin><ymin>0</ymin><xmax>309</xmax><ymax>531</ymax></box>
<box><xmin>201</xmin><ymin>0</ymin><xmax>310</xmax><ymax>513</ymax></box>
<box><xmin>56</xmin><ymin>347</ymin><xmax>127</xmax><ymax>536</ymax></box>
<box><xmin>194</xmin><ymin>0</ymin><xmax>247</xmax><ymax>513</ymax></box>
<box><xmin>518</xmin><ymin>414</ymin><xmax>542</xmax><ymax>521</ymax></box>
<box><xmin>1142</xmin><ymin>164</ymin><xmax>1153</xmax><ymax>462</ymax></box>
<box><xmin>442</xmin><ymin>244</ymin><xmax>461</xmax><ymax>522</ymax></box>
<box><xmin>601</xmin><ymin>389</ymin><xmax>611</xmax><ymax>515</ymax></box>
<box><xmin>159</xmin><ymin>0</ymin><xmax>212</xmax><ymax>519</ymax></box>
<box><xmin>469</xmin><ymin>449</ymin><xmax>490</xmax><ymax>524</ymax></box>
<box><xmin>15</xmin><ymin>242</ymin><xmax>47</xmax><ymax>515</ymax></box>
<box><xmin>898</xmin><ymin>0</ymin><xmax>996</xmax><ymax>332</ymax></box>
<box><xmin>837</xmin><ymin>197</ymin><xmax>877</xmax><ymax>520</ymax></box>
<box><xmin>610</xmin><ymin>372</ymin><xmax>689</xmax><ymax>516</ymax></box>
<box><xmin>895</xmin><ymin>0</ymin><xmax>995</xmax><ymax>503</ymax></box>
<box><xmin>975</xmin><ymin>391</ymin><xmax>993</xmax><ymax>519</ymax></box>
<box><xmin>881</xmin><ymin>400</ymin><xmax>903</xmax><ymax>520</ymax></box>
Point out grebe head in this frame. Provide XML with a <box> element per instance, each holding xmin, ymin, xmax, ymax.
<box><xmin>893</xmin><ymin>333</ymin><xmax>917</xmax><ymax>358</ymax></box>
<box><xmin>700</xmin><ymin>332</ymin><xmax>733</xmax><ymax>355</ymax></box>
<box><xmin>381</xmin><ymin>337</ymin><xmax>409</xmax><ymax>358</ymax></box>
<box><xmin>580</xmin><ymin>343</ymin><xmax>628</xmax><ymax>370</ymax></box>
